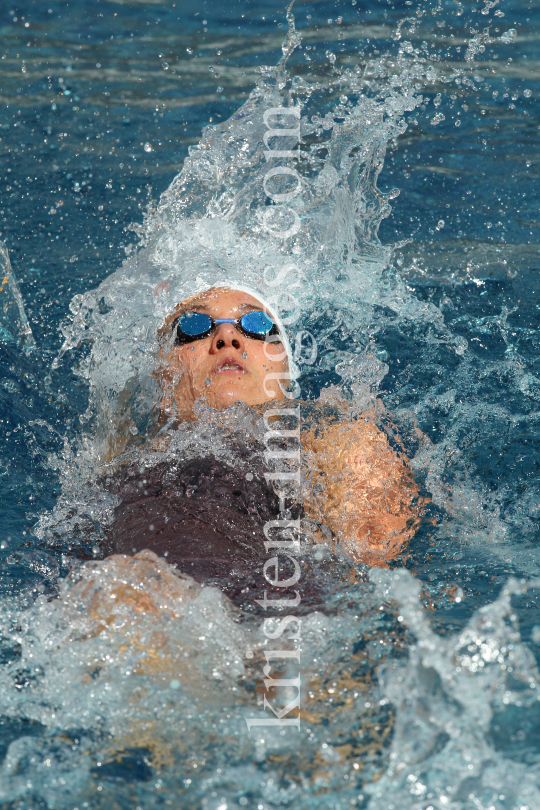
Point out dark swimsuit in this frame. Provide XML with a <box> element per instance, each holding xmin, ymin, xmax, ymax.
<box><xmin>102</xmin><ymin>447</ymin><xmax>312</xmax><ymax>605</ymax></box>
<box><xmin>102</xmin><ymin>402</ymin><xmax>366</xmax><ymax>607</ymax></box>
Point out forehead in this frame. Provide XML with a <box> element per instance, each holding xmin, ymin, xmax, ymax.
<box><xmin>181</xmin><ymin>288</ymin><xmax>265</xmax><ymax>314</ymax></box>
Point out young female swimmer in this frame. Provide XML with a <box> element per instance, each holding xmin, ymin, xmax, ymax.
<box><xmin>59</xmin><ymin>283</ymin><xmax>423</xmax><ymax>757</ymax></box>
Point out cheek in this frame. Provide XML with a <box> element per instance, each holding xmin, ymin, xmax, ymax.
<box><xmin>266</xmin><ymin>342</ymin><xmax>289</xmax><ymax>367</ymax></box>
<box><xmin>178</xmin><ymin>345</ymin><xmax>208</xmax><ymax>373</ymax></box>
<box><xmin>252</xmin><ymin>343</ymin><xmax>289</xmax><ymax>373</ymax></box>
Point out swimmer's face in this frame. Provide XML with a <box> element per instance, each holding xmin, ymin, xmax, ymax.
<box><xmin>158</xmin><ymin>288</ymin><xmax>289</xmax><ymax>419</ymax></box>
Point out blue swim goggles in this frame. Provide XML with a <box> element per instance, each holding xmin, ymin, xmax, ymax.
<box><xmin>173</xmin><ymin>310</ymin><xmax>280</xmax><ymax>345</ymax></box>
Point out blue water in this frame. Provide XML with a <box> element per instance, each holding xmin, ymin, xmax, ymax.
<box><xmin>1</xmin><ymin>0</ymin><xmax>540</xmax><ymax>808</ymax></box>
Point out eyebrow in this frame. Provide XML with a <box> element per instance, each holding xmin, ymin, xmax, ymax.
<box><xmin>186</xmin><ymin>301</ymin><xmax>263</xmax><ymax>315</ymax></box>
<box><xmin>236</xmin><ymin>302</ymin><xmax>263</xmax><ymax>313</ymax></box>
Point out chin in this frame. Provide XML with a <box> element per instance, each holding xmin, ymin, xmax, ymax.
<box><xmin>206</xmin><ymin>386</ymin><xmax>258</xmax><ymax>409</ymax></box>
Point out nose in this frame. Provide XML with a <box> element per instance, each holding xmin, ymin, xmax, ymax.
<box><xmin>209</xmin><ymin>322</ymin><xmax>244</xmax><ymax>353</ymax></box>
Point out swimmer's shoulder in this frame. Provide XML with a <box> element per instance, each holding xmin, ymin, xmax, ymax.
<box><xmin>270</xmin><ymin>393</ymin><xmax>385</xmax><ymax>447</ymax></box>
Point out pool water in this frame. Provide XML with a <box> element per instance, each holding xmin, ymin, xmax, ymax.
<box><xmin>1</xmin><ymin>0</ymin><xmax>540</xmax><ymax>808</ymax></box>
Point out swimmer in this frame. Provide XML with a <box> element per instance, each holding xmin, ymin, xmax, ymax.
<box><xmin>67</xmin><ymin>285</ymin><xmax>422</xmax><ymax>762</ymax></box>
<box><xmin>50</xmin><ymin>280</ymin><xmax>420</xmax><ymax>764</ymax></box>
<box><xmin>101</xmin><ymin>285</ymin><xmax>422</xmax><ymax>595</ymax></box>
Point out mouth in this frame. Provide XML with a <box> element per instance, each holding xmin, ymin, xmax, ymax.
<box><xmin>213</xmin><ymin>356</ymin><xmax>247</xmax><ymax>375</ymax></box>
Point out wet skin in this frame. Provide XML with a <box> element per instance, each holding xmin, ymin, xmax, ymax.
<box><xmin>158</xmin><ymin>288</ymin><xmax>289</xmax><ymax>421</ymax></box>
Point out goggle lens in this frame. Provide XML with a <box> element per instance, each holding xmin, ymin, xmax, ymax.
<box><xmin>178</xmin><ymin>311</ymin><xmax>213</xmax><ymax>336</ymax></box>
<box><xmin>240</xmin><ymin>310</ymin><xmax>275</xmax><ymax>336</ymax></box>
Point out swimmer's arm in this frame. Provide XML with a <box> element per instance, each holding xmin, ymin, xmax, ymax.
<box><xmin>310</xmin><ymin>420</ymin><xmax>422</xmax><ymax>564</ymax></box>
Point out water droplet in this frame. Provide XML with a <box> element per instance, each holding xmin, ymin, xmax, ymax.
<box><xmin>190</xmin><ymin>346</ymin><xmax>195</xmax><ymax>351</ymax></box>
<box><xmin>436</xmin><ymin>220</ymin><xmax>445</xmax><ymax>230</ymax></box>
<box><xmin>186</xmin><ymin>47</ymin><xmax>193</xmax><ymax>54</ymax></box>
<box><xmin>242</xmin><ymin>351</ymin><xmax>248</xmax><ymax>359</ymax></box>
<box><xmin>205</xmin><ymin>378</ymin><xmax>212</xmax><ymax>386</ymax></box>
<box><xmin>143</xmin><ymin>143</ymin><xmax>152</xmax><ymax>153</ymax></box>
<box><xmin>129</xmin><ymin>425</ymin><xmax>138</xmax><ymax>435</ymax></box>
<box><xmin>216</xmin><ymin>86</ymin><xmax>224</xmax><ymax>94</ymax></box>
<box><xmin>245</xmin><ymin>650</ymin><xmax>254</xmax><ymax>659</ymax></box>
<box><xmin>245</xmin><ymin>472</ymin><xmax>253</xmax><ymax>481</ymax></box>
<box><xmin>92</xmin><ymin>545</ymin><xmax>100</xmax><ymax>556</ymax></box>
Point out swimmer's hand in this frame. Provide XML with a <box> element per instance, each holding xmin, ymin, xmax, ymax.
<box><xmin>305</xmin><ymin>419</ymin><xmax>422</xmax><ymax>565</ymax></box>
<box><xmin>65</xmin><ymin>550</ymin><xmax>201</xmax><ymax>626</ymax></box>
